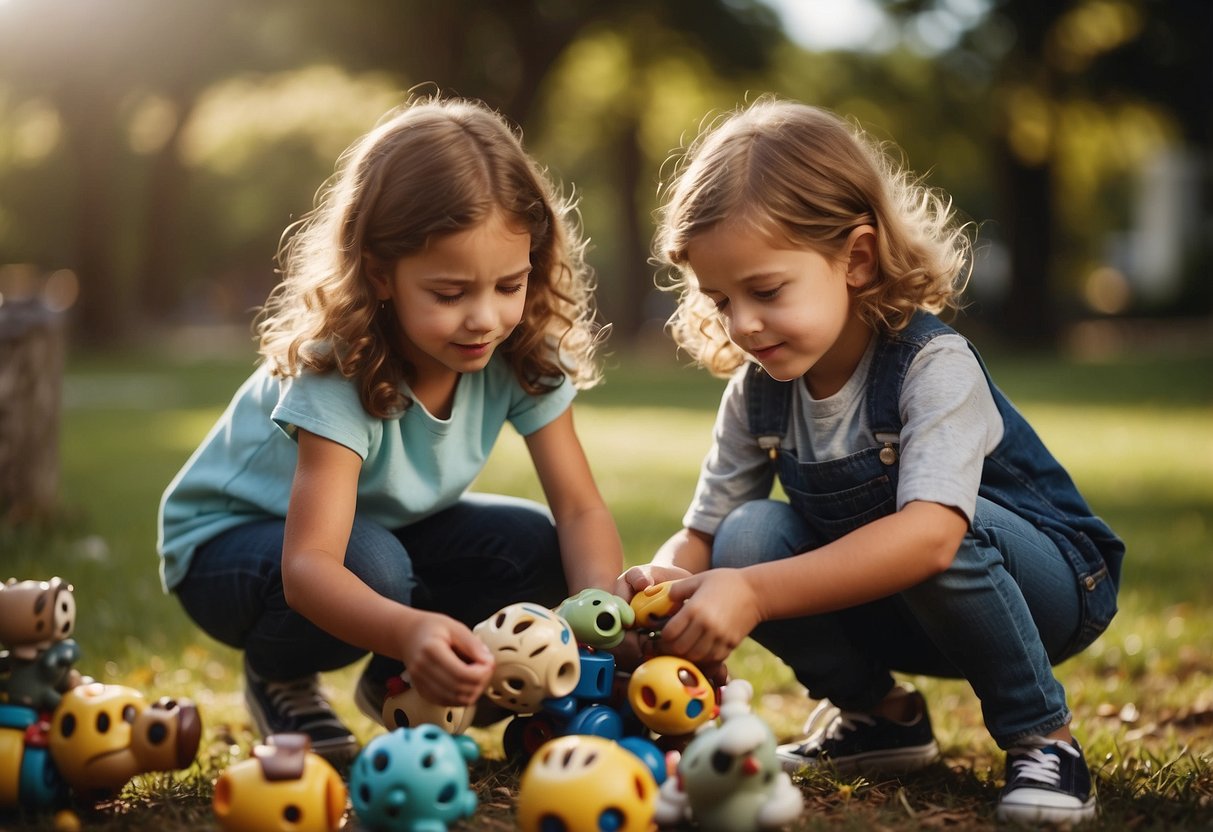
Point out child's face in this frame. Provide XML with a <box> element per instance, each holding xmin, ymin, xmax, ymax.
<box><xmin>686</xmin><ymin>221</ymin><xmax>871</xmax><ymax>389</ymax></box>
<box><xmin>376</xmin><ymin>210</ymin><xmax>531</xmax><ymax>382</ymax></box>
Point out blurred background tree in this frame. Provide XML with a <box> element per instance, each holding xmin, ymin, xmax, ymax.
<box><xmin>0</xmin><ymin>0</ymin><xmax>1208</xmax><ymax>349</ymax></box>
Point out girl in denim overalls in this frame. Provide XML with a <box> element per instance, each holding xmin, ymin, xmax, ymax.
<box><xmin>622</xmin><ymin>97</ymin><xmax>1123</xmax><ymax>825</ymax></box>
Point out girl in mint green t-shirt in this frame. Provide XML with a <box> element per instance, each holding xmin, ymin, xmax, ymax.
<box><xmin>157</xmin><ymin>95</ymin><xmax>625</xmax><ymax>761</ymax></box>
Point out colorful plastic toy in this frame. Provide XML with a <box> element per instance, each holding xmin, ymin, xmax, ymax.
<box><xmin>213</xmin><ymin>733</ymin><xmax>347</xmax><ymax>832</ymax></box>
<box><xmin>0</xmin><ymin>638</ymin><xmax>81</xmax><ymax>713</ymax></box>
<box><xmin>0</xmin><ymin>577</ymin><xmax>77</xmax><ymax>660</ymax></box>
<box><xmin>472</xmin><ymin>603</ymin><xmax>579</xmax><ymax>714</ymax></box>
<box><xmin>654</xmin><ymin>680</ymin><xmax>803</xmax><ymax>832</ymax></box>
<box><xmin>516</xmin><ymin>734</ymin><xmax>658</xmax><ymax>832</ymax></box>
<box><xmin>629</xmin><ymin>581</ymin><xmax>682</xmax><ymax>629</ymax></box>
<box><xmin>555</xmin><ymin>588</ymin><xmax>636</xmax><ymax>649</ymax></box>
<box><xmin>0</xmin><ymin>703</ymin><xmax>66</xmax><ymax>810</ymax></box>
<box><xmin>48</xmin><ymin>682</ymin><xmax>201</xmax><ymax>802</ymax></box>
<box><xmin>626</xmin><ymin>655</ymin><xmax>718</xmax><ymax>738</ymax></box>
<box><xmin>380</xmin><ymin>671</ymin><xmax>474</xmax><ymax>734</ymax></box>
<box><xmin>349</xmin><ymin>724</ymin><xmax>479</xmax><ymax>832</ymax></box>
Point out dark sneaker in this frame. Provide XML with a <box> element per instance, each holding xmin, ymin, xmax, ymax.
<box><xmin>997</xmin><ymin>735</ymin><xmax>1097</xmax><ymax>826</ymax></box>
<box><xmin>354</xmin><ymin>669</ymin><xmax>388</xmax><ymax>727</ymax></box>
<box><xmin>243</xmin><ymin>658</ymin><xmax>358</xmax><ymax>762</ymax></box>
<box><xmin>776</xmin><ymin>690</ymin><xmax>940</xmax><ymax>775</ymax></box>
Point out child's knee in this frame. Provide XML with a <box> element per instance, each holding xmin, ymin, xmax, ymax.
<box><xmin>712</xmin><ymin>499</ymin><xmax>805</xmax><ymax>568</ymax></box>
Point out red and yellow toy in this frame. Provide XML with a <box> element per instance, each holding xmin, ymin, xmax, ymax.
<box><xmin>626</xmin><ymin>656</ymin><xmax>718</xmax><ymax>738</ymax></box>
<box><xmin>213</xmin><ymin>733</ymin><xmax>348</xmax><ymax>832</ymax></box>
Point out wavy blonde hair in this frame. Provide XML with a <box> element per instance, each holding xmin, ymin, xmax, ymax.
<box><xmin>657</xmin><ymin>97</ymin><xmax>972</xmax><ymax>377</ymax></box>
<box><xmin>255</xmin><ymin>94</ymin><xmax>604</xmax><ymax>417</ymax></box>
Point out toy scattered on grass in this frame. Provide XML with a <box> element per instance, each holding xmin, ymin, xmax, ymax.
<box><xmin>626</xmin><ymin>655</ymin><xmax>718</xmax><ymax>740</ymax></box>
<box><xmin>49</xmin><ymin>682</ymin><xmax>201</xmax><ymax>803</ymax></box>
<box><xmin>472</xmin><ymin>603</ymin><xmax>579</xmax><ymax>714</ymax></box>
<box><xmin>0</xmin><ymin>577</ymin><xmax>77</xmax><ymax>660</ymax></box>
<box><xmin>380</xmin><ymin>671</ymin><xmax>475</xmax><ymax>734</ymax></box>
<box><xmin>0</xmin><ymin>577</ymin><xmax>84</xmax><ymax>712</ymax></box>
<box><xmin>213</xmin><ymin>733</ymin><xmax>347</xmax><ymax>832</ymax></box>
<box><xmin>555</xmin><ymin>588</ymin><xmax>636</xmax><ymax>649</ymax></box>
<box><xmin>349</xmin><ymin>724</ymin><xmax>480</xmax><ymax>832</ymax></box>
<box><xmin>628</xmin><ymin>581</ymin><xmax>683</xmax><ymax>630</ymax></box>
<box><xmin>516</xmin><ymin>734</ymin><xmax>659</xmax><ymax>832</ymax></box>
<box><xmin>0</xmin><ymin>702</ymin><xmax>67</xmax><ymax>810</ymax></box>
<box><xmin>654</xmin><ymin>679</ymin><xmax>803</xmax><ymax>832</ymax></box>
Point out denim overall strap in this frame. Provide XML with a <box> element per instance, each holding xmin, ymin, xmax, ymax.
<box><xmin>744</xmin><ymin>362</ymin><xmax>794</xmax><ymax>459</ymax></box>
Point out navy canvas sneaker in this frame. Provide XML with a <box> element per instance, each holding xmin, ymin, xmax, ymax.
<box><xmin>997</xmin><ymin>735</ymin><xmax>1097</xmax><ymax>825</ymax></box>
<box><xmin>775</xmin><ymin>688</ymin><xmax>940</xmax><ymax>775</ymax></box>
<box><xmin>243</xmin><ymin>658</ymin><xmax>359</xmax><ymax>762</ymax></box>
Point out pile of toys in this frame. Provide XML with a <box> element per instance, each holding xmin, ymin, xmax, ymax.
<box><xmin>0</xmin><ymin>577</ymin><xmax>202</xmax><ymax>829</ymax></box>
<box><xmin>4</xmin><ymin>575</ymin><xmax>803</xmax><ymax>832</ymax></box>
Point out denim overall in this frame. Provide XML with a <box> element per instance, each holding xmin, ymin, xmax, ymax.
<box><xmin>716</xmin><ymin>312</ymin><xmax>1124</xmax><ymax>746</ymax></box>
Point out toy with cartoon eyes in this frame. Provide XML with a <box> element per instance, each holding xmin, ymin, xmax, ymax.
<box><xmin>655</xmin><ymin>680</ymin><xmax>803</xmax><ymax>832</ymax></box>
<box><xmin>626</xmin><ymin>656</ymin><xmax>718</xmax><ymax>738</ymax></box>
<box><xmin>516</xmin><ymin>734</ymin><xmax>658</xmax><ymax>832</ymax></box>
<box><xmin>472</xmin><ymin>603</ymin><xmax>580</xmax><ymax>715</ymax></box>
<box><xmin>629</xmin><ymin>581</ymin><xmax>682</xmax><ymax>630</ymax></box>
<box><xmin>380</xmin><ymin>671</ymin><xmax>475</xmax><ymax>734</ymax></box>
<box><xmin>555</xmin><ymin>588</ymin><xmax>636</xmax><ymax>649</ymax></box>
<box><xmin>213</xmin><ymin>733</ymin><xmax>347</xmax><ymax>832</ymax></box>
<box><xmin>48</xmin><ymin>682</ymin><xmax>202</xmax><ymax>803</ymax></box>
<box><xmin>0</xmin><ymin>577</ymin><xmax>77</xmax><ymax>660</ymax></box>
<box><xmin>349</xmin><ymin>724</ymin><xmax>479</xmax><ymax>832</ymax></box>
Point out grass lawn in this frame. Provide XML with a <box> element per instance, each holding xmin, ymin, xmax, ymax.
<box><xmin>1</xmin><ymin>332</ymin><xmax>1211</xmax><ymax>830</ymax></box>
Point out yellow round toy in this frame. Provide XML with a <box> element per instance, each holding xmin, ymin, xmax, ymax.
<box><xmin>517</xmin><ymin>735</ymin><xmax>658</xmax><ymax>832</ymax></box>
<box><xmin>628</xmin><ymin>581</ymin><xmax>682</xmax><ymax>629</ymax></box>
<box><xmin>627</xmin><ymin>656</ymin><xmax>717</xmax><ymax>737</ymax></box>
<box><xmin>212</xmin><ymin>734</ymin><xmax>347</xmax><ymax>832</ymax></box>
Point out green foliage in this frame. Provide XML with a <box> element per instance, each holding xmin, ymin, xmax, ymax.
<box><xmin>1</xmin><ymin>341</ymin><xmax>1210</xmax><ymax>829</ymax></box>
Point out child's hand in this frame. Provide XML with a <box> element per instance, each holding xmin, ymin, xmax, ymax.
<box><xmin>659</xmin><ymin>569</ymin><xmax>761</xmax><ymax>666</ymax></box>
<box><xmin>615</xmin><ymin>563</ymin><xmax>693</xmax><ymax>600</ymax></box>
<box><xmin>398</xmin><ymin>612</ymin><xmax>494</xmax><ymax>706</ymax></box>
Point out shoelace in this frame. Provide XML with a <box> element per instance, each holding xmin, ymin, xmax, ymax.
<box><xmin>796</xmin><ymin>699</ymin><xmax>876</xmax><ymax>748</ymax></box>
<box><xmin>264</xmin><ymin>676</ymin><xmax>334</xmax><ymax>720</ymax></box>
<box><xmin>1007</xmin><ymin>738</ymin><xmax>1080</xmax><ymax>787</ymax></box>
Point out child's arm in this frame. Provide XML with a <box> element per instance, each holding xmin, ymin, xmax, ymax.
<box><xmin>525</xmin><ymin>407</ymin><xmax>625</xmax><ymax>594</ymax></box>
<box><xmin>658</xmin><ymin>500</ymin><xmax>968</xmax><ymax>665</ymax></box>
<box><xmin>281</xmin><ymin>429</ymin><xmax>493</xmax><ymax>705</ymax></box>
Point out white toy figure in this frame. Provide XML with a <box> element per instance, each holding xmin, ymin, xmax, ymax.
<box><xmin>655</xmin><ymin>679</ymin><xmax>804</xmax><ymax>832</ymax></box>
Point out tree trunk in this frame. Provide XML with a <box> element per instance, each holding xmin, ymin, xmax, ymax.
<box><xmin>0</xmin><ymin>300</ymin><xmax>66</xmax><ymax>523</ymax></box>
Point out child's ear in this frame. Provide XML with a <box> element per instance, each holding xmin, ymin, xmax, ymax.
<box><xmin>363</xmin><ymin>253</ymin><xmax>393</xmax><ymax>300</ymax></box>
<box><xmin>844</xmin><ymin>225</ymin><xmax>878</xmax><ymax>288</ymax></box>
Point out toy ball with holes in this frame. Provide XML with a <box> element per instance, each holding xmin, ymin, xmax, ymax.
<box><xmin>349</xmin><ymin>724</ymin><xmax>479</xmax><ymax>832</ymax></box>
<box><xmin>655</xmin><ymin>680</ymin><xmax>803</xmax><ymax>832</ymax></box>
<box><xmin>626</xmin><ymin>656</ymin><xmax>718</xmax><ymax>739</ymax></box>
<box><xmin>213</xmin><ymin>733</ymin><xmax>347</xmax><ymax>832</ymax></box>
<box><xmin>380</xmin><ymin>671</ymin><xmax>475</xmax><ymax>735</ymax></box>
<box><xmin>516</xmin><ymin>734</ymin><xmax>658</xmax><ymax>832</ymax></box>
<box><xmin>472</xmin><ymin>603</ymin><xmax>580</xmax><ymax>715</ymax></box>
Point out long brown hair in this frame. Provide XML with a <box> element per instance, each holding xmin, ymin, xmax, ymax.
<box><xmin>255</xmin><ymin>94</ymin><xmax>603</xmax><ymax>417</ymax></box>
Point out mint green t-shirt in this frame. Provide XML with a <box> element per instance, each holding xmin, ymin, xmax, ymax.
<box><xmin>156</xmin><ymin>355</ymin><xmax>575</xmax><ymax>591</ymax></box>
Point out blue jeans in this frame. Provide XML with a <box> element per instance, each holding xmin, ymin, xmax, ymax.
<box><xmin>174</xmin><ymin>493</ymin><xmax>567</xmax><ymax>683</ymax></box>
<box><xmin>713</xmin><ymin>497</ymin><xmax>1082</xmax><ymax>748</ymax></box>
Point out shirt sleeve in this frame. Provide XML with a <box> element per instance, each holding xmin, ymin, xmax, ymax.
<box><xmin>507</xmin><ymin>373</ymin><xmax>577</xmax><ymax>436</ymax></box>
<box><xmin>896</xmin><ymin>335</ymin><xmax>1004</xmax><ymax>521</ymax></box>
<box><xmin>682</xmin><ymin>367</ymin><xmax>776</xmax><ymax>536</ymax></box>
<box><xmin>271</xmin><ymin>370</ymin><xmax>378</xmax><ymax>459</ymax></box>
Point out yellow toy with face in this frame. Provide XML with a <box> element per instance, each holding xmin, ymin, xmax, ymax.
<box><xmin>628</xmin><ymin>581</ymin><xmax>682</xmax><ymax>630</ymax></box>
<box><xmin>48</xmin><ymin>682</ymin><xmax>201</xmax><ymax>801</ymax></box>
<box><xmin>213</xmin><ymin>734</ymin><xmax>347</xmax><ymax>832</ymax></box>
<box><xmin>517</xmin><ymin>735</ymin><xmax>658</xmax><ymax>832</ymax></box>
<box><xmin>381</xmin><ymin>671</ymin><xmax>475</xmax><ymax>734</ymax></box>
<box><xmin>627</xmin><ymin>656</ymin><xmax>718</xmax><ymax>738</ymax></box>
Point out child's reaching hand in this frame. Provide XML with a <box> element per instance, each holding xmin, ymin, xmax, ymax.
<box><xmin>658</xmin><ymin>569</ymin><xmax>762</xmax><ymax>666</ymax></box>
<box><xmin>397</xmin><ymin>611</ymin><xmax>495</xmax><ymax>707</ymax></box>
<box><xmin>615</xmin><ymin>563</ymin><xmax>693</xmax><ymax>600</ymax></box>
